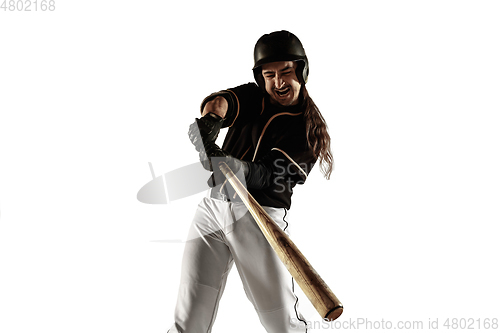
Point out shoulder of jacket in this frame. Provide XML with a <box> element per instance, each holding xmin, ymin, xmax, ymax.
<box><xmin>228</xmin><ymin>82</ymin><xmax>261</xmax><ymax>93</ymax></box>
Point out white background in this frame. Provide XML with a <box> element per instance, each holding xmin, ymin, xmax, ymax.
<box><xmin>1</xmin><ymin>1</ymin><xmax>499</xmax><ymax>332</ymax></box>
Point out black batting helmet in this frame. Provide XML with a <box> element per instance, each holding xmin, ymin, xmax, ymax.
<box><xmin>252</xmin><ymin>30</ymin><xmax>309</xmax><ymax>89</ymax></box>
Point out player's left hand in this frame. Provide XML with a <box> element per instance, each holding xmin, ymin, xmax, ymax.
<box><xmin>199</xmin><ymin>142</ymin><xmax>248</xmax><ymax>188</ymax></box>
<box><xmin>198</xmin><ymin>141</ymin><xmax>225</xmax><ymax>171</ymax></box>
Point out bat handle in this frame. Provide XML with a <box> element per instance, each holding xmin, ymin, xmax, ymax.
<box><xmin>325</xmin><ymin>306</ymin><xmax>344</xmax><ymax>321</ymax></box>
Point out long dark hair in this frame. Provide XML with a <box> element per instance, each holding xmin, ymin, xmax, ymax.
<box><xmin>301</xmin><ymin>86</ymin><xmax>334</xmax><ymax>179</ymax></box>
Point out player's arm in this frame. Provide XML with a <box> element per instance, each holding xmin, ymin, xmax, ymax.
<box><xmin>245</xmin><ymin>149</ymin><xmax>312</xmax><ymax>189</ymax></box>
<box><xmin>199</xmin><ymin>83</ymin><xmax>262</xmax><ymax>128</ymax></box>
<box><xmin>202</xmin><ymin>96</ymin><xmax>227</xmax><ymax>118</ymax></box>
<box><xmin>190</xmin><ymin>83</ymin><xmax>261</xmax><ymax>153</ymax></box>
<box><xmin>188</xmin><ymin>91</ymin><xmax>233</xmax><ymax>152</ymax></box>
<box><xmin>188</xmin><ymin>96</ymin><xmax>229</xmax><ymax>153</ymax></box>
<box><xmin>202</xmin><ymin>142</ymin><xmax>315</xmax><ymax>190</ymax></box>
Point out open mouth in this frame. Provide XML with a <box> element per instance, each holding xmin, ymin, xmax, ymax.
<box><xmin>275</xmin><ymin>87</ymin><xmax>290</xmax><ymax>97</ymax></box>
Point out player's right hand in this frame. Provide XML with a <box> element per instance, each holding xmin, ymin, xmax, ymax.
<box><xmin>188</xmin><ymin>113</ymin><xmax>224</xmax><ymax>152</ymax></box>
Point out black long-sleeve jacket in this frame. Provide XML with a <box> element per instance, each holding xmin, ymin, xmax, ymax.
<box><xmin>201</xmin><ymin>83</ymin><xmax>317</xmax><ymax>209</ymax></box>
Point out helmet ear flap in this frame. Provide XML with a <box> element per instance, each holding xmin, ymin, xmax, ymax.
<box><xmin>253</xmin><ymin>67</ymin><xmax>265</xmax><ymax>89</ymax></box>
<box><xmin>295</xmin><ymin>58</ymin><xmax>309</xmax><ymax>84</ymax></box>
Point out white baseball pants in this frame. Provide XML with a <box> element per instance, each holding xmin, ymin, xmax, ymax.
<box><xmin>168</xmin><ymin>194</ymin><xmax>308</xmax><ymax>333</ymax></box>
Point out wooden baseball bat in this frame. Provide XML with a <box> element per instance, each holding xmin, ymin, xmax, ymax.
<box><xmin>218</xmin><ymin>162</ymin><xmax>343</xmax><ymax>321</ymax></box>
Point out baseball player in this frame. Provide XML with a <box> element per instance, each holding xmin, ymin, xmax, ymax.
<box><xmin>168</xmin><ymin>30</ymin><xmax>333</xmax><ymax>333</ymax></box>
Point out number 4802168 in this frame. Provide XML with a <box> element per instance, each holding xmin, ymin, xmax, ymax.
<box><xmin>1</xmin><ymin>0</ymin><xmax>56</xmax><ymax>11</ymax></box>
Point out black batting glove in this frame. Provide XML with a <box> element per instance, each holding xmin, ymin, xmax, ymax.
<box><xmin>199</xmin><ymin>142</ymin><xmax>226</xmax><ymax>171</ymax></box>
<box><xmin>188</xmin><ymin>113</ymin><xmax>224</xmax><ymax>152</ymax></box>
<box><xmin>199</xmin><ymin>142</ymin><xmax>249</xmax><ymax>188</ymax></box>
